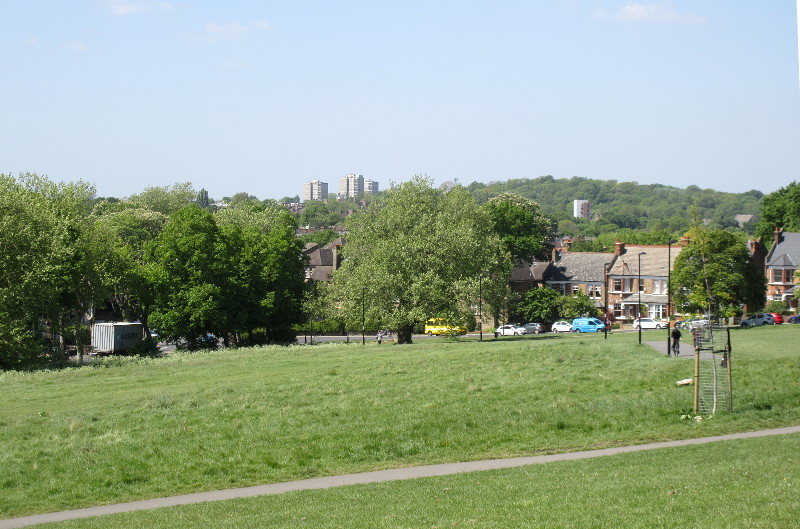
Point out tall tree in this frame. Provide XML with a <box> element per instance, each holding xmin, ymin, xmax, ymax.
<box><xmin>215</xmin><ymin>204</ymin><xmax>306</xmax><ymax>344</ymax></box>
<box><xmin>755</xmin><ymin>181</ymin><xmax>800</xmax><ymax>242</ymax></box>
<box><xmin>144</xmin><ymin>206</ymin><xmax>227</xmax><ymax>349</ymax></box>
<box><xmin>327</xmin><ymin>177</ymin><xmax>509</xmax><ymax>343</ymax></box>
<box><xmin>670</xmin><ymin>226</ymin><xmax>766</xmax><ymax>316</ymax></box>
<box><xmin>0</xmin><ymin>173</ymin><xmax>104</xmax><ymax>368</ymax></box>
<box><xmin>482</xmin><ymin>193</ymin><xmax>554</xmax><ymax>261</ymax></box>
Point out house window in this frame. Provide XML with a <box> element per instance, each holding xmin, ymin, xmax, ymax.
<box><xmin>652</xmin><ymin>280</ymin><xmax>662</xmax><ymax>294</ymax></box>
<box><xmin>613</xmin><ymin>278</ymin><xmax>622</xmax><ymax>292</ymax></box>
<box><xmin>613</xmin><ymin>302</ymin><xmax>622</xmax><ymax>318</ymax></box>
<box><xmin>649</xmin><ymin>304</ymin><xmax>666</xmax><ymax>320</ymax></box>
<box><xmin>638</xmin><ymin>279</ymin><xmax>645</xmax><ymax>292</ymax></box>
<box><xmin>623</xmin><ymin>278</ymin><xmax>635</xmax><ymax>293</ymax></box>
<box><xmin>589</xmin><ymin>285</ymin><xmax>601</xmax><ymax>299</ymax></box>
<box><xmin>557</xmin><ymin>283</ymin><xmax>565</xmax><ymax>295</ymax></box>
<box><xmin>572</xmin><ymin>285</ymin><xmax>580</xmax><ymax>295</ymax></box>
<box><xmin>785</xmin><ymin>270</ymin><xmax>794</xmax><ymax>283</ymax></box>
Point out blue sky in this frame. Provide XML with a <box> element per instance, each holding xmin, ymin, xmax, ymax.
<box><xmin>2</xmin><ymin>1</ymin><xmax>799</xmax><ymax>201</ymax></box>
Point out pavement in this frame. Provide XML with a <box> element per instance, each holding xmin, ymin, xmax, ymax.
<box><xmin>2</xmin><ymin>425</ymin><xmax>799</xmax><ymax>529</ymax></box>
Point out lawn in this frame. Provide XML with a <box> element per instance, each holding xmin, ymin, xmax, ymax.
<box><xmin>37</xmin><ymin>433</ymin><xmax>800</xmax><ymax>528</ymax></box>
<box><xmin>2</xmin><ymin>325</ymin><xmax>798</xmax><ymax>519</ymax></box>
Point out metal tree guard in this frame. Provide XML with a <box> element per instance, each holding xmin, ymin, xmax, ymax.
<box><xmin>693</xmin><ymin>323</ymin><xmax>733</xmax><ymax>415</ymax></box>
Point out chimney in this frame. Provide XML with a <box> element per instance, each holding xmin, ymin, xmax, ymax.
<box><xmin>613</xmin><ymin>239</ymin><xmax>625</xmax><ymax>257</ymax></box>
<box><xmin>551</xmin><ymin>248</ymin><xmax>559</xmax><ymax>262</ymax></box>
<box><xmin>774</xmin><ymin>227</ymin><xmax>782</xmax><ymax>247</ymax></box>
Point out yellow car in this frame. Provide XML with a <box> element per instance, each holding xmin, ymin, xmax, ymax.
<box><xmin>424</xmin><ymin>318</ymin><xmax>467</xmax><ymax>336</ymax></box>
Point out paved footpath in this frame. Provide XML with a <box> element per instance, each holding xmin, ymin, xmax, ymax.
<box><xmin>2</xmin><ymin>426</ymin><xmax>799</xmax><ymax>529</ymax></box>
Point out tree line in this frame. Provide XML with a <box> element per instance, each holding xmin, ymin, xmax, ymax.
<box><xmin>0</xmin><ymin>174</ymin><xmax>305</xmax><ymax>369</ymax></box>
<box><xmin>2</xmin><ymin>172</ymin><xmax>796</xmax><ymax>368</ymax></box>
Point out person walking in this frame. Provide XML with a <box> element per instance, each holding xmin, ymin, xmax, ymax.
<box><xmin>671</xmin><ymin>326</ymin><xmax>682</xmax><ymax>356</ymax></box>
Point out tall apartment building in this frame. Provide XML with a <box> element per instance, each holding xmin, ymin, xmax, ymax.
<box><xmin>339</xmin><ymin>173</ymin><xmax>379</xmax><ymax>199</ymax></box>
<box><xmin>573</xmin><ymin>199</ymin><xmax>590</xmax><ymax>219</ymax></box>
<box><xmin>364</xmin><ymin>179</ymin><xmax>379</xmax><ymax>195</ymax></box>
<box><xmin>303</xmin><ymin>180</ymin><xmax>328</xmax><ymax>202</ymax></box>
<box><xmin>339</xmin><ymin>174</ymin><xmax>364</xmax><ymax>199</ymax></box>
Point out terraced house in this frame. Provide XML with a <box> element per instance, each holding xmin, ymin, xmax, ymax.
<box><xmin>765</xmin><ymin>229</ymin><xmax>799</xmax><ymax>312</ymax></box>
<box><xmin>605</xmin><ymin>240</ymin><xmax>683</xmax><ymax>322</ymax></box>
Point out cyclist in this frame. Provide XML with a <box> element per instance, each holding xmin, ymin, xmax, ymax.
<box><xmin>671</xmin><ymin>326</ymin><xmax>682</xmax><ymax>356</ymax></box>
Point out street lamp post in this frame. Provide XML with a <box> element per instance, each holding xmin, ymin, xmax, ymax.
<box><xmin>638</xmin><ymin>252</ymin><xmax>646</xmax><ymax>344</ymax></box>
<box><xmin>479</xmin><ymin>276</ymin><xmax>483</xmax><ymax>341</ymax></box>
<box><xmin>666</xmin><ymin>239</ymin><xmax>678</xmax><ymax>354</ymax></box>
<box><xmin>603</xmin><ymin>262</ymin><xmax>610</xmax><ymax>340</ymax></box>
<box><xmin>361</xmin><ymin>287</ymin><xmax>365</xmax><ymax>345</ymax></box>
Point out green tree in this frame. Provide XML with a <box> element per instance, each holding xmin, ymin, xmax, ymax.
<box><xmin>670</xmin><ymin>226</ymin><xmax>766</xmax><ymax>315</ymax></box>
<box><xmin>144</xmin><ymin>206</ymin><xmax>227</xmax><ymax>349</ymax></box>
<box><xmin>756</xmin><ymin>181</ymin><xmax>800</xmax><ymax>243</ymax></box>
<box><xmin>516</xmin><ymin>287</ymin><xmax>561</xmax><ymax>324</ymax></box>
<box><xmin>483</xmin><ymin>193</ymin><xmax>554</xmax><ymax>261</ymax></box>
<box><xmin>300</xmin><ymin>201</ymin><xmax>339</xmax><ymax>229</ymax></box>
<box><xmin>197</xmin><ymin>188</ymin><xmax>210</xmax><ymax>209</ymax></box>
<box><xmin>0</xmin><ymin>173</ymin><xmax>105</xmax><ymax>368</ymax></box>
<box><xmin>215</xmin><ymin>205</ymin><xmax>306</xmax><ymax>344</ymax></box>
<box><xmin>128</xmin><ymin>182</ymin><xmax>196</xmax><ymax>215</ymax></box>
<box><xmin>327</xmin><ymin>177</ymin><xmax>509</xmax><ymax>343</ymax></box>
<box><xmin>557</xmin><ymin>292</ymin><xmax>600</xmax><ymax>319</ymax></box>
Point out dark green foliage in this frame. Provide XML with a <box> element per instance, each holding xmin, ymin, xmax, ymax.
<box><xmin>670</xmin><ymin>226</ymin><xmax>766</xmax><ymax>315</ymax></box>
<box><xmin>469</xmin><ymin>176</ymin><xmax>761</xmax><ymax>238</ymax></box>
<box><xmin>482</xmin><ymin>193</ymin><xmax>554</xmax><ymax>261</ymax></box>
<box><xmin>300</xmin><ymin>201</ymin><xmax>340</xmax><ymax>229</ymax></box>
<box><xmin>128</xmin><ymin>337</ymin><xmax>160</xmax><ymax>357</ymax></box>
<box><xmin>299</xmin><ymin>229</ymin><xmax>340</xmax><ymax>247</ymax></box>
<box><xmin>516</xmin><ymin>287</ymin><xmax>562</xmax><ymax>324</ymax></box>
<box><xmin>558</xmin><ymin>292</ymin><xmax>601</xmax><ymax>319</ymax></box>
<box><xmin>756</xmin><ymin>181</ymin><xmax>800</xmax><ymax>243</ymax></box>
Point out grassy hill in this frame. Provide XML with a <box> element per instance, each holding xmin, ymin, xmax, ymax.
<box><xmin>2</xmin><ymin>326</ymin><xmax>798</xmax><ymax>521</ymax></box>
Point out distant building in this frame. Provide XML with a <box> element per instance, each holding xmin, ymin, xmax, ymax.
<box><xmin>364</xmin><ymin>178</ymin><xmax>379</xmax><ymax>195</ymax></box>
<box><xmin>573</xmin><ymin>199</ymin><xmax>590</xmax><ymax>219</ymax></box>
<box><xmin>303</xmin><ymin>180</ymin><xmax>328</xmax><ymax>202</ymax></box>
<box><xmin>339</xmin><ymin>173</ymin><xmax>379</xmax><ymax>199</ymax></box>
<box><xmin>339</xmin><ymin>174</ymin><xmax>364</xmax><ymax>199</ymax></box>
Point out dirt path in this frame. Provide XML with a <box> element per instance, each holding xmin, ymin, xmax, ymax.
<box><xmin>2</xmin><ymin>425</ymin><xmax>799</xmax><ymax>528</ymax></box>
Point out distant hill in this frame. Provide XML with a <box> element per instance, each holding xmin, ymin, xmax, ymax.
<box><xmin>464</xmin><ymin>176</ymin><xmax>763</xmax><ymax>233</ymax></box>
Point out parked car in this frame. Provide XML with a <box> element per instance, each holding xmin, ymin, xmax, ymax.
<box><xmin>571</xmin><ymin>318</ymin><xmax>606</xmax><ymax>333</ymax></box>
<box><xmin>632</xmin><ymin>318</ymin><xmax>666</xmax><ymax>330</ymax></box>
<box><xmin>740</xmin><ymin>313</ymin><xmax>775</xmax><ymax>327</ymax></box>
<box><xmin>551</xmin><ymin>320</ymin><xmax>572</xmax><ymax>333</ymax></box>
<box><xmin>522</xmin><ymin>323</ymin><xmax>545</xmax><ymax>334</ymax></box>
<box><xmin>788</xmin><ymin>315</ymin><xmax>800</xmax><ymax>324</ymax></box>
<box><xmin>425</xmin><ymin>318</ymin><xmax>467</xmax><ymax>335</ymax></box>
<box><xmin>675</xmin><ymin>317</ymin><xmax>709</xmax><ymax>329</ymax></box>
<box><xmin>769</xmin><ymin>313</ymin><xmax>784</xmax><ymax>324</ymax></box>
<box><xmin>495</xmin><ymin>324</ymin><xmax>526</xmax><ymax>336</ymax></box>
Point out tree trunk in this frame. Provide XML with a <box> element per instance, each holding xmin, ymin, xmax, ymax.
<box><xmin>396</xmin><ymin>325</ymin><xmax>414</xmax><ymax>344</ymax></box>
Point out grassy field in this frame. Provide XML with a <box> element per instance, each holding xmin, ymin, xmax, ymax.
<box><xmin>37</xmin><ymin>433</ymin><xmax>800</xmax><ymax>528</ymax></box>
<box><xmin>2</xmin><ymin>325</ymin><xmax>799</xmax><ymax>520</ymax></box>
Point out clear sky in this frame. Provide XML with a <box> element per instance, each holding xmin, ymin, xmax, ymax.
<box><xmin>2</xmin><ymin>1</ymin><xmax>799</xmax><ymax>201</ymax></box>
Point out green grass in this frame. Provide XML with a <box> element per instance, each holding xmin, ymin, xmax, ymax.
<box><xmin>38</xmin><ymin>433</ymin><xmax>800</xmax><ymax>528</ymax></box>
<box><xmin>2</xmin><ymin>325</ymin><xmax>799</xmax><ymax>519</ymax></box>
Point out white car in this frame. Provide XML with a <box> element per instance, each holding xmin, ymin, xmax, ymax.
<box><xmin>551</xmin><ymin>320</ymin><xmax>572</xmax><ymax>333</ymax></box>
<box><xmin>495</xmin><ymin>324</ymin><xmax>526</xmax><ymax>336</ymax></box>
<box><xmin>633</xmin><ymin>318</ymin><xmax>665</xmax><ymax>330</ymax></box>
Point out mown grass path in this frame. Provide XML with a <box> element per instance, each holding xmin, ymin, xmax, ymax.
<box><xmin>1</xmin><ymin>425</ymin><xmax>797</xmax><ymax>528</ymax></box>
